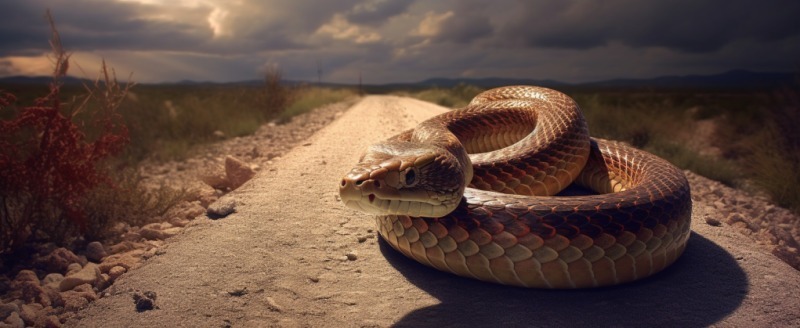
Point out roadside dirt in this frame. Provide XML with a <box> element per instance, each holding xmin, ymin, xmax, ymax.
<box><xmin>66</xmin><ymin>96</ymin><xmax>800</xmax><ymax>328</ymax></box>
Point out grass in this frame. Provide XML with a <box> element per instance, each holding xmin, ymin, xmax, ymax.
<box><xmin>1</xmin><ymin>83</ymin><xmax>358</xmax><ymax>163</ymax></box>
<box><xmin>392</xmin><ymin>83</ymin><xmax>483</xmax><ymax>108</ymax></box>
<box><xmin>278</xmin><ymin>86</ymin><xmax>357</xmax><ymax>123</ymax></box>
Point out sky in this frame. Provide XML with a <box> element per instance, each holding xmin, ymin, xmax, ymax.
<box><xmin>0</xmin><ymin>0</ymin><xmax>798</xmax><ymax>84</ymax></box>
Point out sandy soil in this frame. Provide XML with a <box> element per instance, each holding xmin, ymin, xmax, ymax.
<box><xmin>67</xmin><ymin>96</ymin><xmax>800</xmax><ymax>328</ymax></box>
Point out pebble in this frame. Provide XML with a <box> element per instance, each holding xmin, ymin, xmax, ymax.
<box><xmin>60</xmin><ymin>263</ymin><xmax>102</xmax><ymax>292</ymax></box>
<box><xmin>85</xmin><ymin>241</ymin><xmax>108</xmax><ymax>262</ymax></box>
<box><xmin>41</xmin><ymin>273</ymin><xmax>65</xmax><ymax>290</ymax></box>
<box><xmin>345</xmin><ymin>251</ymin><xmax>358</xmax><ymax>261</ymax></box>
<box><xmin>3</xmin><ymin>312</ymin><xmax>23</xmax><ymax>328</ymax></box>
<box><xmin>705</xmin><ymin>216</ymin><xmax>722</xmax><ymax>227</ymax></box>
<box><xmin>132</xmin><ymin>291</ymin><xmax>158</xmax><ymax>312</ymax></box>
<box><xmin>207</xmin><ymin>196</ymin><xmax>237</xmax><ymax>218</ymax></box>
<box><xmin>0</xmin><ymin>302</ymin><xmax>19</xmax><ymax>320</ymax></box>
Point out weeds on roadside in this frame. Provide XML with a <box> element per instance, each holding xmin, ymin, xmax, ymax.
<box><xmin>399</xmin><ymin>83</ymin><xmax>484</xmax><ymax>108</ymax></box>
<box><xmin>0</xmin><ymin>12</ymin><xmax>188</xmax><ymax>256</ymax></box>
<box><xmin>0</xmin><ymin>13</ymin><xmax>130</xmax><ymax>253</ymax></box>
<box><xmin>748</xmin><ymin>83</ymin><xmax>800</xmax><ymax>212</ymax></box>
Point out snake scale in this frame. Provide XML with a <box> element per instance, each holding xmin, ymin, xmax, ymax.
<box><xmin>339</xmin><ymin>86</ymin><xmax>692</xmax><ymax>288</ymax></box>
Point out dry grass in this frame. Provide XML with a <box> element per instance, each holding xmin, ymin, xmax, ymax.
<box><xmin>746</xmin><ymin>84</ymin><xmax>800</xmax><ymax>212</ymax></box>
<box><xmin>395</xmin><ymin>83</ymin><xmax>483</xmax><ymax>108</ymax></box>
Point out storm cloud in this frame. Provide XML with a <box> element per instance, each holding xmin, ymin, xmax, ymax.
<box><xmin>0</xmin><ymin>0</ymin><xmax>797</xmax><ymax>83</ymax></box>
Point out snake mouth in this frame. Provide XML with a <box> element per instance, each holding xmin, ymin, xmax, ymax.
<box><xmin>340</xmin><ymin>177</ymin><xmax>454</xmax><ymax>217</ymax></box>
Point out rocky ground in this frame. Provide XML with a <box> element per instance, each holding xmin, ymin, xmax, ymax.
<box><xmin>0</xmin><ymin>95</ymin><xmax>799</xmax><ymax>327</ymax></box>
<box><xmin>0</xmin><ymin>99</ymin><xmax>355</xmax><ymax>327</ymax></box>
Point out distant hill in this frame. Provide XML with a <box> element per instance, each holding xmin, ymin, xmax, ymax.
<box><xmin>0</xmin><ymin>75</ymin><xmax>92</xmax><ymax>85</ymax></box>
<box><xmin>393</xmin><ymin>70</ymin><xmax>795</xmax><ymax>90</ymax></box>
<box><xmin>1</xmin><ymin>70</ymin><xmax>795</xmax><ymax>90</ymax></box>
<box><xmin>580</xmin><ymin>70</ymin><xmax>796</xmax><ymax>89</ymax></box>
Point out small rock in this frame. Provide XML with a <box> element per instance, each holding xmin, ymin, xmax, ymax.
<box><xmin>12</xmin><ymin>272</ymin><xmax>51</xmax><ymax>307</ymax></box>
<box><xmin>213</xmin><ymin>130</ymin><xmax>225</xmax><ymax>138</ymax></box>
<box><xmin>228</xmin><ymin>288</ymin><xmax>248</xmax><ymax>297</ymax></box>
<box><xmin>108</xmin><ymin>266</ymin><xmax>127</xmax><ymax>281</ymax></box>
<box><xmin>18</xmin><ymin>303</ymin><xmax>42</xmax><ymax>326</ymax></box>
<box><xmin>132</xmin><ymin>291</ymin><xmax>158</xmax><ymax>312</ymax></box>
<box><xmin>345</xmin><ymin>251</ymin><xmax>358</xmax><ymax>261</ymax></box>
<box><xmin>705</xmin><ymin>216</ymin><xmax>722</xmax><ymax>227</ymax></box>
<box><xmin>60</xmin><ymin>284</ymin><xmax>97</xmax><ymax>312</ymax></box>
<box><xmin>34</xmin><ymin>314</ymin><xmax>60</xmax><ymax>328</ymax></box>
<box><xmin>85</xmin><ymin>241</ymin><xmax>108</xmax><ymax>262</ymax></box>
<box><xmin>41</xmin><ymin>248</ymin><xmax>81</xmax><ymax>274</ymax></box>
<box><xmin>13</xmin><ymin>270</ymin><xmax>39</xmax><ymax>285</ymax></box>
<box><xmin>41</xmin><ymin>273</ymin><xmax>65</xmax><ymax>290</ymax></box>
<box><xmin>3</xmin><ymin>312</ymin><xmax>23</xmax><ymax>328</ymax></box>
<box><xmin>357</xmin><ymin>236</ymin><xmax>367</xmax><ymax>243</ymax></box>
<box><xmin>99</xmin><ymin>250</ymin><xmax>143</xmax><ymax>273</ymax></box>
<box><xmin>60</xmin><ymin>263</ymin><xmax>102</xmax><ymax>292</ymax></box>
<box><xmin>0</xmin><ymin>302</ymin><xmax>19</xmax><ymax>320</ymax></box>
<box><xmin>66</xmin><ymin>263</ymin><xmax>82</xmax><ymax>276</ymax></box>
<box><xmin>225</xmin><ymin>156</ymin><xmax>256</xmax><ymax>190</ymax></box>
<box><xmin>207</xmin><ymin>196</ymin><xmax>237</xmax><ymax>218</ymax></box>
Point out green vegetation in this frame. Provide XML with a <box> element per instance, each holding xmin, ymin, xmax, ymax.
<box><xmin>393</xmin><ymin>83</ymin><xmax>483</xmax><ymax>108</ymax></box>
<box><xmin>1</xmin><ymin>83</ymin><xmax>357</xmax><ymax>162</ymax></box>
<box><xmin>279</xmin><ymin>86</ymin><xmax>357</xmax><ymax>123</ymax></box>
<box><xmin>399</xmin><ymin>83</ymin><xmax>800</xmax><ymax>213</ymax></box>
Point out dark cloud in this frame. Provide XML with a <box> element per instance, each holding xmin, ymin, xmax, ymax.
<box><xmin>0</xmin><ymin>0</ymin><xmax>797</xmax><ymax>83</ymax></box>
<box><xmin>497</xmin><ymin>0</ymin><xmax>800</xmax><ymax>53</ymax></box>
<box><xmin>434</xmin><ymin>2</ymin><xmax>493</xmax><ymax>43</ymax></box>
<box><xmin>0</xmin><ymin>0</ymin><xmax>212</xmax><ymax>55</ymax></box>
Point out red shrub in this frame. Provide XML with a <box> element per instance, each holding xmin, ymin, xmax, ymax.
<box><xmin>0</xmin><ymin>12</ymin><xmax>130</xmax><ymax>253</ymax></box>
<box><xmin>0</xmin><ymin>81</ymin><xmax>129</xmax><ymax>252</ymax></box>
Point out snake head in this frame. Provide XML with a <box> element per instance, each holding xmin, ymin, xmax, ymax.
<box><xmin>339</xmin><ymin>141</ymin><xmax>470</xmax><ymax>218</ymax></box>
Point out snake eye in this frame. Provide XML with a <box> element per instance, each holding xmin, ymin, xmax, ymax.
<box><xmin>404</xmin><ymin>169</ymin><xmax>417</xmax><ymax>187</ymax></box>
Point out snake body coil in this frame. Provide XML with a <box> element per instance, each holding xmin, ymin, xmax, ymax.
<box><xmin>340</xmin><ymin>86</ymin><xmax>691</xmax><ymax>288</ymax></box>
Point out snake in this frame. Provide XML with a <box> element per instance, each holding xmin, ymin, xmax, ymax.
<box><xmin>339</xmin><ymin>86</ymin><xmax>692</xmax><ymax>288</ymax></box>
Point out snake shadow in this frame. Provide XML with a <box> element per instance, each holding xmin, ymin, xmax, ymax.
<box><xmin>380</xmin><ymin>232</ymin><xmax>747</xmax><ymax>328</ymax></box>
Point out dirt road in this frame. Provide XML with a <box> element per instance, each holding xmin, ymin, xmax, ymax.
<box><xmin>69</xmin><ymin>96</ymin><xmax>800</xmax><ymax>327</ymax></box>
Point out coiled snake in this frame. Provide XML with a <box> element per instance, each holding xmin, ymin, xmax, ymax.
<box><xmin>339</xmin><ymin>86</ymin><xmax>691</xmax><ymax>288</ymax></box>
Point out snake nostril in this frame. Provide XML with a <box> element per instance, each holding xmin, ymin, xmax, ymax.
<box><xmin>374</xmin><ymin>180</ymin><xmax>381</xmax><ymax>188</ymax></box>
<box><xmin>341</xmin><ymin>179</ymin><xmax>346</xmax><ymax>187</ymax></box>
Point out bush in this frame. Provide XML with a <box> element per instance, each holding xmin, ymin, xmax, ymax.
<box><xmin>261</xmin><ymin>65</ymin><xmax>292</xmax><ymax>120</ymax></box>
<box><xmin>748</xmin><ymin>83</ymin><xmax>800</xmax><ymax>212</ymax></box>
<box><xmin>0</xmin><ymin>17</ymin><xmax>129</xmax><ymax>253</ymax></box>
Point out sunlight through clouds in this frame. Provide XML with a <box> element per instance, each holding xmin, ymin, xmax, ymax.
<box><xmin>0</xmin><ymin>0</ymin><xmax>797</xmax><ymax>83</ymax></box>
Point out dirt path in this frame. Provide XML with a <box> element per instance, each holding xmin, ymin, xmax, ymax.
<box><xmin>68</xmin><ymin>96</ymin><xmax>800</xmax><ymax>328</ymax></box>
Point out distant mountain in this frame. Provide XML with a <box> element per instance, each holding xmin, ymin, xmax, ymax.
<box><xmin>1</xmin><ymin>70</ymin><xmax>795</xmax><ymax>90</ymax></box>
<box><xmin>405</xmin><ymin>70</ymin><xmax>795</xmax><ymax>90</ymax></box>
<box><xmin>0</xmin><ymin>75</ymin><xmax>92</xmax><ymax>85</ymax></box>
<box><xmin>411</xmin><ymin>77</ymin><xmax>569</xmax><ymax>88</ymax></box>
<box><xmin>580</xmin><ymin>70</ymin><xmax>796</xmax><ymax>89</ymax></box>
